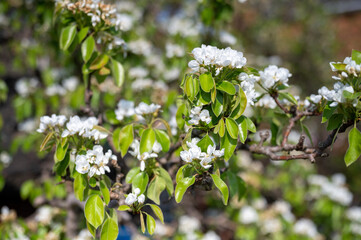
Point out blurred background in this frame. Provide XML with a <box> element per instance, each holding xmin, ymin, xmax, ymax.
<box><xmin>1</xmin><ymin>0</ymin><xmax>361</xmax><ymax>239</ymax></box>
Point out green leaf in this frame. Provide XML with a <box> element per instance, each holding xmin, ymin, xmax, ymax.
<box><xmin>230</xmin><ymin>88</ymin><xmax>247</xmax><ymax>119</ymax></box>
<box><xmin>115</xmin><ymin>124</ymin><xmax>134</xmax><ymax>157</ymax></box>
<box><xmin>270</xmin><ymin>120</ymin><xmax>280</xmax><ymax>146</ymax></box>
<box><xmin>221</xmin><ymin>132</ymin><xmax>237</xmax><ymax>161</ymax></box>
<box><xmin>77</xmin><ymin>27</ymin><xmax>89</xmax><ymax>43</ymax></box>
<box><xmin>140</xmin><ymin>212</ymin><xmax>145</xmax><ymax>233</ymax></box>
<box><xmin>158</xmin><ymin>167</ymin><xmax>174</xmax><ymax>196</ymax></box>
<box><xmin>245</xmin><ymin>117</ymin><xmax>256</xmax><ymax>133</ymax></box>
<box><xmin>218</xmin><ymin>118</ymin><xmax>226</xmax><ymax>137</ymax></box>
<box><xmin>327</xmin><ymin>114</ymin><xmax>343</xmax><ymax>131</ymax></box>
<box><xmin>100</xmin><ymin>218</ymin><xmax>118</xmax><ymax>240</ymax></box>
<box><xmin>184</xmin><ymin>75</ymin><xmax>199</xmax><ymax>101</ymax></box>
<box><xmin>85</xmin><ymin>194</ymin><xmax>104</xmax><ymax>229</ymax></box>
<box><xmin>74</xmin><ymin>173</ymin><xmax>87</xmax><ymax>201</ymax></box>
<box><xmin>146</xmin><ymin>213</ymin><xmax>156</xmax><ymax>235</ymax></box>
<box><xmin>322</xmin><ymin>104</ymin><xmax>337</xmax><ymax>123</ymax></box>
<box><xmin>40</xmin><ymin>132</ymin><xmax>54</xmax><ymax>151</ymax></box>
<box><xmin>81</xmin><ymin>36</ymin><xmax>95</xmax><ymax>63</ymax></box>
<box><xmin>197</xmin><ymin>134</ymin><xmax>214</xmax><ymax>152</ymax></box>
<box><xmin>279</xmin><ymin>92</ymin><xmax>298</xmax><ymax>105</ymax></box>
<box><xmin>199</xmin><ymin>73</ymin><xmax>214</xmax><ymax>92</ymax></box>
<box><xmin>148</xmin><ymin>204</ymin><xmax>164</xmax><ymax>223</ymax></box>
<box><xmin>176</xmin><ymin>164</ymin><xmax>193</xmax><ymax>183</ymax></box>
<box><xmin>154</xmin><ymin>129</ymin><xmax>170</xmax><ymax>152</ymax></box>
<box><xmin>118</xmin><ymin>205</ymin><xmax>131</xmax><ymax>211</ymax></box>
<box><xmin>111</xmin><ymin>58</ymin><xmax>124</xmax><ymax>87</ymax></box>
<box><xmin>147</xmin><ymin>176</ymin><xmax>166</xmax><ymax>205</ymax></box>
<box><xmin>226</xmin><ymin>172</ymin><xmax>246</xmax><ymax>201</ymax></box>
<box><xmin>132</xmin><ymin>172</ymin><xmax>149</xmax><ymax>194</ymax></box>
<box><xmin>59</xmin><ymin>25</ymin><xmax>77</xmax><ymax>51</ymax></box>
<box><xmin>140</xmin><ymin>128</ymin><xmax>156</xmax><ymax>154</ymax></box>
<box><xmin>352</xmin><ymin>49</ymin><xmax>361</xmax><ymax>64</ymax></box>
<box><xmin>238</xmin><ymin>117</ymin><xmax>248</xmax><ymax>143</ymax></box>
<box><xmin>176</xmin><ymin>103</ymin><xmax>187</xmax><ymax>129</ymax></box>
<box><xmin>217</xmin><ymin>81</ymin><xmax>236</xmax><ymax>95</ymax></box>
<box><xmin>210</xmin><ymin>174</ymin><xmax>229</xmax><ymax>205</ymax></box>
<box><xmin>331</xmin><ymin>63</ymin><xmax>346</xmax><ymax>71</ymax></box>
<box><xmin>345</xmin><ymin>127</ymin><xmax>361</xmax><ymax>166</ymax></box>
<box><xmin>212</xmin><ymin>91</ymin><xmax>224</xmax><ymax>117</ymax></box>
<box><xmin>56</xmin><ymin>141</ymin><xmax>68</xmax><ymax>162</ymax></box>
<box><xmin>53</xmin><ymin>152</ymin><xmax>70</xmax><ymax>176</ymax></box>
<box><xmin>86</xmin><ymin>220</ymin><xmax>96</xmax><ymax>237</ymax></box>
<box><xmin>301</xmin><ymin>122</ymin><xmax>313</xmax><ymax>146</ymax></box>
<box><xmin>175</xmin><ymin>175</ymin><xmax>195</xmax><ymax>203</ymax></box>
<box><xmin>199</xmin><ymin>89</ymin><xmax>211</xmax><ymax>104</ymax></box>
<box><xmin>100</xmin><ymin>180</ymin><xmax>110</xmax><ymax>205</ymax></box>
<box><xmin>125</xmin><ymin>167</ymin><xmax>140</xmax><ymax>184</ymax></box>
<box><xmin>226</xmin><ymin>118</ymin><xmax>239</xmax><ymax>139</ymax></box>
<box><xmin>90</xmin><ymin>54</ymin><xmax>109</xmax><ymax>70</ymax></box>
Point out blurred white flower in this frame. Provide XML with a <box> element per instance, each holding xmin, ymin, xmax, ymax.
<box><xmin>294</xmin><ymin>218</ymin><xmax>319</xmax><ymax>238</ymax></box>
<box><xmin>239</xmin><ymin>205</ymin><xmax>258</xmax><ymax>224</ymax></box>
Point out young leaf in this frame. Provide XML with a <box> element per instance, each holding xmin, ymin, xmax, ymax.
<box><xmin>245</xmin><ymin>117</ymin><xmax>256</xmax><ymax>133</ymax></box>
<box><xmin>146</xmin><ymin>213</ymin><xmax>156</xmax><ymax>235</ymax></box>
<box><xmin>100</xmin><ymin>218</ymin><xmax>118</xmax><ymax>240</ymax></box>
<box><xmin>210</xmin><ymin>173</ymin><xmax>229</xmax><ymax>205</ymax></box>
<box><xmin>238</xmin><ymin>117</ymin><xmax>248</xmax><ymax>143</ymax></box>
<box><xmin>176</xmin><ymin>164</ymin><xmax>193</xmax><ymax>183</ymax></box>
<box><xmin>226</xmin><ymin>171</ymin><xmax>246</xmax><ymax>201</ymax></box>
<box><xmin>158</xmin><ymin>167</ymin><xmax>174</xmax><ymax>196</ymax></box>
<box><xmin>125</xmin><ymin>167</ymin><xmax>141</xmax><ymax>184</ymax></box>
<box><xmin>199</xmin><ymin>73</ymin><xmax>214</xmax><ymax>92</ymax></box>
<box><xmin>154</xmin><ymin>129</ymin><xmax>170</xmax><ymax>152</ymax></box>
<box><xmin>118</xmin><ymin>205</ymin><xmax>131</xmax><ymax>211</ymax></box>
<box><xmin>59</xmin><ymin>25</ymin><xmax>77</xmax><ymax>51</ymax></box>
<box><xmin>218</xmin><ymin>118</ymin><xmax>226</xmax><ymax>137</ymax></box>
<box><xmin>100</xmin><ymin>180</ymin><xmax>110</xmax><ymax>205</ymax></box>
<box><xmin>322</xmin><ymin>104</ymin><xmax>337</xmax><ymax>123</ymax></box>
<box><xmin>111</xmin><ymin>58</ymin><xmax>124</xmax><ymax>87</ymax></box>
<box><xmin>197</xmin><ymin>134</ymin><xmax>214</xmax><ymax>152</ymax></box>
<box><xmin>90</xmin><ymin>54</ymin><xmax>109</xmax><ymax>70</ymax></box>
<box><xmin>345</xmin><ymin>127</ymin><xmax>361</xmax><ymax>166</ymax></box>
<box><xmin>81</xmin><ymin>36</ymin><xmax>95</xmax><ymax>63</ymax></box>
<box><xmin>132</xmin><ymin>172</ymin><xmax>149</xmax><ymax>194</ymax></box>
<box><xmin>77</xmin><ymin>27</ymin><xmax>89</xmax><ymax>43</ymax></box>
<box><xmin>74</xmin><ymin>173</ymin><xmax>87</xmax><ymax>201</ymax></box>
<box><xmin>147</xmin><ymin>204</ymin><xmax>164</xmax><ymax>223</ymax></box>
<box><xmin>140</xmin><ymin>212</ymin><xmax>145</xmax><ymax>233</ymax></box>
<box><xmin>175</xmin><ymin>176</ymin><xmax>195</xmax><ymax>203</ymax></box>
<box><xmin>147</xmin><ymin>176</ymin><xmax>166</xmax><ymax>205</ymax></box>
<box><xmin>56</xmin><ymin>141</ymin><xmax>68</xmax><ymax>162</ymax></box>
<box><xmin>327</xmin><ymin>114</ymin><xmax>343</xmax><ymax>131</ymax></box>
<box><xmin>230</xmin><ymin>88</ymin><xmax>247</xmax><ymax>119</ymax></box>
<box><xmin>226</xmin><ymin>118</ymin><xmax>239</xmax><ymax>139</ymax></box>
<box><xmin>115</xmin><ymin>124</ymin><xmax>134</xmax><ymax>157</ymax></box>
<box><xmin>40</xmin><ymin>132</ymin><xmax>54</xmax><ymax>151</ymax></box>
<box><xmin>221</xmin><ymin>132</ymin><xmax>237</xmax><ymax>161</ymax></box>
<box><xmin>184</xmin><ymin>75</ymin><xmax>199</xmax><ymax>101</ymax></box>
<box><xmin>84</xmin><ymin>194</ymin><xmax>105</xmax><ymax>229</ymax></box>
<box><xmin>279</xmin><ymin>92</ymin><xmax>298</xmax><ymax>105</ymax></box>
<box><xmin>212</xmin><ymin>91</ymin><xmax>224</xmax><ymax>117</ymax></box>
<box><xmin>140</xmin><ymin>128</ymin><xmax>156</xmax><ymax>154</ymax></box>
<box><xmin>217</xmin><ymin>81</ymin><xmax>236</xmax><ymax>95</ymax></box>
<box><xmin>352</xmin><ymin>49</ymin><xmax>361</xmax><ymax>64</ymax></box>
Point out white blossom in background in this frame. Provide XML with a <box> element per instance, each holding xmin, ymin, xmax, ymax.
<box><xmin>318</xmin><ymin>82</ymin><xmax>355</xmax><ymax>107</ymax></box>
<box><xmin>134</xmin><ymin>102</ymin><xmax>161</xmax><ymax>115</ymax></box>
<box><xmin>37</xmin><ymin>114</ymin><xmax>67</xmax><ymax>133</ymax></box>
<box><xmin>261</xmin><ymin>218</ymin><xmax>282</xmax><ymax>234</ymax></box>
<box><xmin>163</xmin><ymin>68</ymin><xmax>181</xmax><ymax>81</ymax></box>
<box><xmin>239</xmin><ymin>205</ymin><xmax>259</xmax><ymax>224</ymax></box>
<box><xmin>202</xmin><ymin>231</ymin><xmax>221</xmax><ymax>240</ymax></box>
<box><xmin>131</xmin><ymin>78</ymin><xmax>153</xmax><ymax>91</ymax></box>
<box><xmin>128</xmin><ymin>39</ymin><xmax>152</xmax><ymax>56</ymax></box>
<box><xmin>61</xmin><ymin>116</ymin><xmax>108</xmax><ymax>141</ymax></box>
<box><xmin>259</xmin><ymin>65</ymin><xmax>291</xmax><ymax>89</ymax></box>
<box><xmin>125</xmin><ymin>188</ymin><xmax>145</xmax><ymax>205</ymax></box>
<box><xmin>238</xmin><ymin>73</ymin><xmax>260</xmax><ymax>106</ymax></box>
<box><xmin>75</xmin><ymin>145</ymin><xmax>116</xmax><ymax>177</ymax></box>
<box><xmin>255</xmin><ymin>95</ymin><xmax>277</xmax><ymax>109</ymax></box>
<box><xmin>351</xmin><ymin>223</ymin><xmax>361</xmax><ymax>236</ymax></box>
<box><xmin>154</xmin><ymin>81</ymin><xmax>169</xmax><ymax>92</ymax></box>
<box><xmin>45</xmin><ymin>84</ymin><xmax>66</xmax><ymax>96</ymax></box>
<box><xmin>63</xmin><ymin>76</ymin><xmax>79</xmax><ymax>92</ymax></box>
<box><xmin>165</xmin><ymin>43</ymin><xmax>185</xmax><ymax>58</ymax></box>
<box><xmin>74</xmin><ymin>229</ymin><xmax>93</xmax><ymax>240</ymax></box>
<box><xmin>188</xmin><ymin>107</ymin><xmax>211</xmax><ymax>125</ymax></box>
<box><xmin>35</xmin><ymin>206</ymin><xmax>54</xmax><ymax>225</ymax></box>
<box><xmin>219</xmin><ymin>31</ymin><xmax>237</xmax><ymax>45</ymax></box>
<box><xmin>178</xmin><ymin>215</ymin><xmax>201</xmax><ymax>234</ymax></box>
<box><xmin>272</xmin><ymin>200</ymin><xmax>295</xmax><ymax>222</ymax></box>
<box><xmin>113</xmin><ymin>13</ymin><xmax>133</xmax><ymax>31</ymax></box>
<box><xmin>129</xmin><ymin>67</ymin><xmax>149</xmax><ymax>79</ymax></box>
<box><xmin>0</xmin><ymin>152</ymin><xmax>12</xmax><ymax>167</ymax></box>
<box><xmin>166</xmin><ymin>15</ymin><xmax>200</xmax><ymax>37</ymax></box>
<box><xmin>252</xmin><ymin>197</ymin><xmax>267</xmax><ymax>210</ymax></box>
<box><xmin>347</xmin><ymin>207</ymin><xmax>361</xmax><ymax>223</ymax></box>
<box><xmin>294</xmin><ymin>218</ymin><xmax>319</xmax><ymax>238</ymax></box>
<box><xmin>169</xmin><ymin>105</ymin><xmax>178</xmax><ymax>136</ymax></box>
<box><xmin>115</xmin><ymin>99</ymin><xmax>135</xmax><ymax>121</ymax></box>
<box><xmin>15</xmin><ymin>77</ymin><xmax>39</xmax><ymax>97</ymax></box>
<box><xmin>188</xmin><ymin>45</ymin><xmax>247</xmax><ymax>73</ymax></box>
<box><xmin>18</xmin><ymin>118</ymin><xmax>37</xmax><ymax>133</ymax></box>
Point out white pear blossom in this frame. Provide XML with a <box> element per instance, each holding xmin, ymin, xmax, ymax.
<box><xmin>115</xmin><ymin>99</ymin><xmax>135</xmax><ymax>121</ymax></box>
<box><xmin>188</xmin><ymin>107</ymin><xmax>211</xmax><ymax>125</ymax></box>
<box><xmin>239</xmin><ymin>205</ymin><xmax>259</xmax><ymax>224</ymax></box>
<box><xmin>188</xmin><ymin>45</ymin><xmax>247</xmax><ymax>73</ymax></box>
<box><xmin>131</xmin><ymin>78</ymin><xmax>153</xmax><ymax>91</ymax></box>
<box><xmin>255</xmin><ymin>95</ymin><xmax>277</xmax><ymax>109</ymax></box>
<box><xmin>165</xmin><ymin>43</ymin><xmax>185</xmax><ymax>58</ymax></box>
<box><xmin>318</xmin><ymin>82</ymin><xmax>355</xmax><ymax>107</ymax></box>
<box><xmin>37</xmin><ymin>114</ymin><xmax>67</xmax><ymax>133</ymax></box>
<box><xmin>294</xmin><ymin>218</ymin><xmax>319</xmax><ymax>238</ymax></box>
<box><xmin>15</xmin><ymin>77</ymin><xmax>39</xmax><ymax>97</ymax></box>
<box><xmin>61</xmin><ymin>116</ymin><xmax>108</xmax><ymax>141</ymax></box>
<box><xmin>259</xmin><ymin>65</ymin><xmax>291</xmax><ymax>89</ymax></box>
<box><xmin>347</xmin><ymin>207</ymin><xmax>361</xmax><ymax>223</ymax></box>
<box><xmin>134</xmin><ymin>102</ymin><xmax>161</xmax><ymax>115</ymax></box>
<box><xmin>63</xmin><ymin>76</ymin><xmax>79</xmax><ymax>92</ymax></box>
<box><xmin>239</xmin><ymin>73</ymin><xmax>260</xmax><ymax>106</ymax></box>
<box><xmin>125</xmin><ymin>188</ymin><xmax>145</xmax><ymax>205</ymax></box>
<box><xmin>129</xmin><ymin>139</ymin><xmax>160</xmax><ymax>171</ymax></box>
<box><xmin>129</xmin><ymin>67</ymin><xmax>149</xmax><ymax>79</ymax></box>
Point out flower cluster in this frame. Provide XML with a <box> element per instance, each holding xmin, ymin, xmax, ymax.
<box><xmin>238</xmin><ymin>73</ymin><xmax>260</xmax><ymax>106</ymax></box>
<box><xmin>125</xmin><ymin>188</ymin><xmax>145</xmax><ymax>205</ymax></box>
<box><xmin>134</xmin><ymin>102</ymin><xmax>161</xmax><ymax>115</ymax></box>
<box><xmin>75</xmin><ymin>145</ymin><xmax>116</xmax><ymax>177</ymax></box>
<box><xmin>188</xmin><ymin>45</ymin><xmax>247</xmax><ymax>73</ymax></box>
<box><xmin>259</xmin><ymin>65</ymin><xmax>292</xmax><ymax>89</ymax></box>
<box><xmin>180</xmin><ymin>138</ymin><xmax>224</xmax><ymax>169</ymax></box>
<box><xmin>129</xmin><ymin>140</ymin><xmax>162</xmax><ymax>171</ymax></box>
<box><xmin>15</xmin><ymin>77</ymin><xmax>39</xmax><ymax>97</ymax></box>
<box><xmin>318</xmin><ymin>82</ymin><xmax>355</xmax><ymax>107</ymax></box>
<box><xmin>37</xmin><ymin>114</ymin><xmax>67</xmax><ymax>133</ymax></box>
<box><xmin>62</xmin><ymin>116</ymin><xmax>108</xmax><ymax>141</ymax></box>
<box><xmin>330</xmin><ymin>56</ymin><xmax>361</xmax><ymax>79</ymax></box>
<box><xmin>188</xmin><ymin>107</ymin><xmax>211</xmax><ymax>125</ymax></box>
<box><xmin>115</xmin><ymin>99</ymin><xmax>135</xmax><ymax>121</ymax></box>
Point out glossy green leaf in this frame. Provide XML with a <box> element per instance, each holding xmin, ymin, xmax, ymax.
<box><xmin>199</xmin><ymin>89</ymin><xmax>211</xmax><ymax>104</ymax></box>
<box><xmin>56</xmin><ymin>141</ymin><xmax>68</xmax><ymax>162</ymax></box>
<box><xmin>230</xmin><ymin>88</ymin><xmax>247</xmax><ymax>119</ymax></box>
<box><xmin>147</xmin><ymin>176</ymin><xmax>166</xmax><ymax>205</ymax></box>
<box><xmin>60</xmin><ymin>25</ymin><xmax>77</xmax><ymax>51</ymax></box>
<box><xmin>100</xmin><ymin>180</ymin><xmax>110</xmax><ymax>205</ymax></box>
<box><xmin>115</xmin><ymin>124</ymin><xmax>134</xmax><ymax>157</ymax></box>
<box><xmin>74</xmin><ymin>173</ymin><xmax>87</xmax><ymax>201</ymax></box>
<box><xmin>352</xmin><ymin>49</ymin><xmax>361</xmax><ymax>64</ymax></box>
<box><xmin>54</xmin><ymin>152</ymin><xmax>70</xmax><ymax>176</ymax></box>
<box><xmin>148</xmin><ymin>204</ymin><xmax>164</xmax><ymax>223</ymax></box>
<box><xmin>132</xmin><ymin>172</ymin><xmax>149</xmax><ymax>194</ymax></box>
<box><xmin>85</xmin><ymin>194</ymin><xmax>104</xmax><ymax>229</ymax></box>
<box><xmin>81</xmin><ymin>36</ymin><xmax>95</xmax><ymax>63</ymax></box>
<box><xmin>345</xmin><ymin>127</ymin><xmax>361</xmax><ymax>166</ymax></box>
<box><xmin>90</xmin><ymin>54</ymin><xmax>109</xmax><ymax>70</ymax></box>
<box><xmin>184</xmin><ymin>75</ymin><xmax>199</xmax><ymax>101</ymax></box>
<box><xmin>86</xmin><ymin>220</ymin><xmax>96</xmax><ymax>238</ymax></box>
<box><xmin>155</xmin><ymin>129</ymin><xmax>170</xmax><ymax>152</ymax></box>
<box><xmin>175</xmin><ymin>175</ymin><xmax>195</xmax><ymax>203</ymax></box>
<box><xmin>146</xmin><ymin>213</ymin><xmax>156</xmax><ymax>235</ymax></box>
<box><xmin>140</xmin><ymin>212</ymin><xmax>145</xmax><ymax>233</ymax></box>
<box><xmin>176</xmin><ymin>104</ymin><xmax>187</xmax><ymax>129</ymax></box>
<box><xmin>100</xmin><ymin>218</ymin><xmax>118</xmax><ymax>240</ymax></box>
<box><xmin>279</xmin><ymin>92</ymin><xmax>298</xmax><ymax>105</ymax></box>
<box><xmin>140</xmin><ymin>128</ymin><xmax>156</xmax><ymax>154</ymax></box>
<box><xmin>226</xmin><ymin>118</ymin><xmax>239</xmax><ymax>139</ymax></box>
<box><xmin>210</xmin><ymin>173</ymin><xmax>229</xmax><ymax>205</ymax></box>
<box><xmin>199</xmin><ymin>73</ymin><xmax>214</xmax><ymax>92</ymax></box>
<box><xmin>322</xmin><ymin>104</ymin><xmax>337</xmax><ymax>123</ymax></box>
<box><xmin>176</xmin><ymin>164</ymin><xmax>193</xmax><ymax>183</ymax></box>
<box><xmin>327</xmin><ymin>114</ymin><xmax>343</xmax><ymax>131</ymax></box>
<box><xmin>217</xmin><ymin>81</ymin><xmax>236</xmax><ymax>95</ymax></box>
<box><xmin>221</xmin><ymin>132</ymin><xmax>237</xmax><ymax>161</ymax></box>
<box><xmin>77</xmin><ymin>27</ymin><xmax>89</xmax><ymax>43</ymax></box>
<box><xmin>245</xmin><ymin>117</ymin><xmax>256</xmax><ymax>133</ymax></box>
<box><xmin>118</xmin><ymin>205</ymin><xmax>131</xmax><ymax>211</ymax></box>
<box><xmin>111</xmin><ymin>58</ymin><xmax>124</xmax><ymax>87</ymax></box>
<box><xmin>197</xmin><ymin>134</ymin><xmax>214</xmax><ymax>152</ymax></box>
<box><xmin>218</xmin><ymin>118</ymin><xmax>225</xmax><ymax>137</ymax></box>
<box><xmin>212</xmin><ymin>91</ymin><xmax>223</xmax><ymax>117</ymax></box>
<box><xmin>158</xmin><ymin>167</ymin><xmax>174</xmax><ymax>196</ymax></box>
<box><xmin>226</xmin><ymin>172</ymin><xmax>246</xmax><ymax>201</ymax></box>
<box><xmin>40</xmin><ymin>132</ymin><xmax>54</xmax><ymax>151</ymax></box>
<box><xmin>238</xmin><ymin>117</ymin><xmax>248</xmax><ymax>143</ymax></box>
<box><xmin>125</xmin><ymin>167</ymin><xmax>140</xmax><ymax>184</ymax></box>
